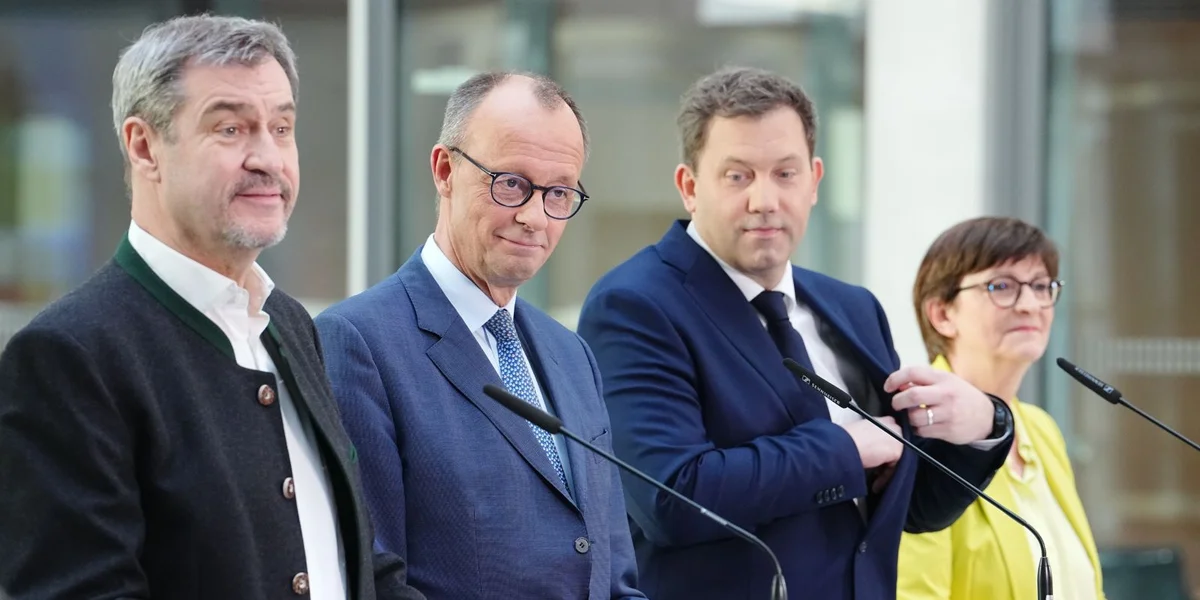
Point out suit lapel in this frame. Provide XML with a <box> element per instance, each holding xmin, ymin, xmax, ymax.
<box><xmin>262</xmin><ymin>310</ymin><xmax>366</xmax><ymax>598</ymax></box>
<box><xmin>113</xmin><ymin>233</ymin><xmax>235</xmax><ymax>361</ymax></box>
<box><xmin>401</xmin><ymin>257</ymin><xmax>577</xmax><ymax>508</ymax></box>
<box><xmin>792</xmin><ymin>270</ymin><xmax>892</xmax><ymax>384</ymax></box>
<box><xmin>516</xmin><ymin>304</ymin><xmax>586</xmax><ymax>512</ymax></box>
<box><xmin>790</xmin><ymin>268</ymin><xmax>915</xmax><ymax>525</ymax></box>
<box><xmin>1031</xmin><ymin>404</ymin><xmax>1103</xmax><ymax>587</ymax></box>
<box><xmin>976</xmin><ymin>471</ymin><xmax>1033</xmax><ymax>594</ymax></box>
<box><xmin>263</xmin><ymin>322</ymin><xmax>356</xmax><ymax>467</ymax></box>
<box><xmin>657</xmin><ymin>223</ymin><xmax>821</xmax><ymax>425</ymax></box>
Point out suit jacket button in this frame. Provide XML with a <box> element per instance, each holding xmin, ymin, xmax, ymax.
<box><xmin>292</xmin><ymin>572</ymin><xmax>309</xmax><ymax>595</ymax></box>
<box><xmin>258</xmin><ymin>384</ymin><xmax>276</xmax><ymax>406</ymax></box>
<box><xmin>282</xmin><ymin>477</ymin><xmax>295</xmax><ymax>499</ymax></box>
<box><xmin>837</xmin><ymin>485</ymin><xmax>845</xmax><ymax>495</ymax></box>
<box><xmin>574</xmin><ymin>537</ymin><xmax>591</xmax><ymax>554</ymax></box>
<box><xmin>858</xmin><ymin>541</ymin><xmax>868</xmax><ymax>554</ymax></box>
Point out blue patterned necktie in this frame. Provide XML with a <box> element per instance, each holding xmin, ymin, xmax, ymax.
<box><xmin>483</xmin><ymin>308</ymin><xmax>570</xmax><ymax>493</ymax></box>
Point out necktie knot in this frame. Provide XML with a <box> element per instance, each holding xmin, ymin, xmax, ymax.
<box><xmin>484</xmin><ymin>308</ymin><xmax>519</xmax><ymax>343</ymax></box>
<box><xmin>751</xmin><ymin>290</ymin><xmax>791</xmax><ymax>324</ymax></box>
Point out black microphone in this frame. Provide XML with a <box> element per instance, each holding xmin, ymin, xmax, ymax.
<box><xmin>482</xmin><ymin>383</ymin><xmax>787</xmax><ymax>600</ymax></box>
<box><xmin>782</xmin><ymin>358</ymin><xmax>1053</xmax><ymax>600</ymax></box>
<box><xmin>1056</xmin><ymin>357</ymin><xmax>1200</xmax><ymax>453</ymax></box>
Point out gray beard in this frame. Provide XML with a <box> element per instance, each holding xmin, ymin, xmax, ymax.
<box><xmin>222</xmin><ymin>221</ymin><xmax>288</xmax><ymax>250</ymax></box>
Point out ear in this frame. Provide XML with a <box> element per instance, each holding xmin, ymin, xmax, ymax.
<box><xmin>123</xmin><ymin>117</ymin><xmax>163</xmax><ymax>183</ymax></box>
<box><xmin>809</xmin><ymin>156</ymin><xmax>825</xmax><ymax>208</ymax></box>
<box><xmin>431</xmin><ymin>145</ymin><xmax>454</xmax><ymax>202</ymax></box>
<box><xmin>675</xmin><ymin>163</ymin><xmax>698</xmax><ymax>214</ymax></box>
<box><xmin>926</xmin><ymin>296</ymin><xmax>958</xmax><ymax>339</ymax></box>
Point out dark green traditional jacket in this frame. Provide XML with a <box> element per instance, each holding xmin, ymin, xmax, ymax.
<box><xmin>0</xmin><ymin>237</ymin><xmax>425</xmax><ymax>600</ymax></box>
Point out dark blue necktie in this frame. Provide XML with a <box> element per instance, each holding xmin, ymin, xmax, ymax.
<box><xmin>751</xmin><ymin>290</ymin><xmax>816</xmax><ymax>372</ymax></box>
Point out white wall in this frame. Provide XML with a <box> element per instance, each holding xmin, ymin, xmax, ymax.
<box><xmin>863</xmin><ymin>0</ymin><xmax>993</xmax><ymax>366</ymax></box>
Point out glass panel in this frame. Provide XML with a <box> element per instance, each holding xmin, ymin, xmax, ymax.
<box><xmin>395</xmin><ymin>0</ymin><xmax>509</xmax><ymax>264</ymax></box>
<box><xmin>1046</xmin><ymin>0</ymin><xmax>1200</xmax><ymax>591</ymax></box>
<box><xmin>548</xmin><ymin>0</ymin><xmax>865</xmax><ymax>326</ymax></box>
<box><xmin>0</xmin><ymin>3</ymin><xmax>165</xmax><ymax>347</ymax></box>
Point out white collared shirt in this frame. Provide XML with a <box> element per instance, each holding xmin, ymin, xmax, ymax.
<box><xmin>686</xmin><ymin>222</ymin><xmax>861</xmax><ymax>426</ymax></box>
<box><xmin>128</xmin><ymin>221</ymin><xmax>347</xmax><ymax>599</ymax></box>
<box><xmin>420</xmin><ymin>234</ymin><xmax>575</xmax><ymax>492</ymax></box>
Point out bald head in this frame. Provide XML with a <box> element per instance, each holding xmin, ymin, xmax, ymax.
<box><xmin>437</xmin><ymin>71</ymin><xmax>589</xmax><ymax>159</ymax></box>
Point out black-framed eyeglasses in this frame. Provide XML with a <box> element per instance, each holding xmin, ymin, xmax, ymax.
<box><xmin>448</xmin><ymin>146</ymin><xmax>589</xmax><ymax>220</ymax></box>
<box><xmin>956</xmin><ymin>276</ymin><xmax>1065</xmax><ymax>308</ymax></box>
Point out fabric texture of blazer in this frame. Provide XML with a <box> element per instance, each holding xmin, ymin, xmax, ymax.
<box><xmin>314</xmin><ymin>249</ymin><xmax>644</xmax><ymax>600</ymax></box>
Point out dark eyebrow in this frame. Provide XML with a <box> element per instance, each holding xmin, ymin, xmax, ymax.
<box><xmin>719</xmin><ymin>154</ymin><xmax>803</xmax><ymax>169</ymax></box>
<box><xmin>201</xmin><ymin>101</ymin><xmax>251</xmax><ymax>119</ymax></box>
<box><xmin>201</xmin><ymin>100</ymin><xmax>295</xmax><ymax>119</ymax></box>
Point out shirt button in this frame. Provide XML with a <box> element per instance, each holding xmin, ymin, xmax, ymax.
<box><xmin>282</xmin><ymin>477</ymin><xmax>295</xmax><ymax>500</ymax></box>
<box><xmin>574</xmin><ymin>537</ymin><xmax>591</xmax><ymax>554</ymax></box>
<box><xmin>858</xmin><ymin>541</ymin><xmax>868</xmax><ymax>554</ymax></box>
<box><xmin>291</xmin><ymin>572</ymin><xmax>309</xmax><ymax>595</ymax></box>
<box><xmin>258</xmin><ymin>384</ymin><xmax>276</xmax><ymax>406</ymax></box>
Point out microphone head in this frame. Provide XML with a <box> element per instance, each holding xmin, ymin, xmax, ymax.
<box><xmin>1055</xmin><ymin>357</ymin><xmax>1122</xmax><ymax>404</ymax></box>
<box><xmin>483</xmin><ymin>383</ymin><xmax>565</xmax><ymax>433</ymax></box>
<box><xmin>782</xmin><ymin>358</ymin><xmax>852</xmax><ymax>408</ymax></box>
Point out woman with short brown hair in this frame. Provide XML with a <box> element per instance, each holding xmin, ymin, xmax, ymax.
<box><xmin>897</xmin><ymin>216</ymin><xmax>1105</xmax><ymax>599</ymax></box>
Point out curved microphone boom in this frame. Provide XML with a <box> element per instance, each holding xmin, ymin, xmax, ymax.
<box><xmin>782</xmin><ymin>358</ymin><xmax>1054</xmax><ymax>600</ymax></box>
<box><xmin>482</xmin><ymin>383</ymin><xmax>787</xmax><ymax>600</ymax></box>
<box><xmin>1056</xmin><ymin>357</ymin><xmax>1200</xmax><ymax>453</ymax></box>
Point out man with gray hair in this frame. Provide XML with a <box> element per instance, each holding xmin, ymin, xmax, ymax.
<box><xmin>313</xmin><ymin>71</ymin><xmax>645</xmax><ymax>598</ymax></box>
<box><xmin>0</xmin><ymin>15</ymin><xmax>424</xmax><ymax>600</ymax></box>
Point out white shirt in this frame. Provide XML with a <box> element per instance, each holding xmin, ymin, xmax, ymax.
<box><xmin>128</xmin><ymin>221</ymin><xmax>347</xmax><ymax>599</ymax></box>
<box><xmin>686</xmin><ymin>222</ymin><xmax>862</xmax><ymax>425</ymax></box>
<box><xmin>420</xmin><ymin>234</ymin><xmax>576</xmax><ymax>492</ymax></box>
<box><xmin>1007</xmin><ymin>410</ymin><xmax>1098</xmax><ymax>600</ymax></box>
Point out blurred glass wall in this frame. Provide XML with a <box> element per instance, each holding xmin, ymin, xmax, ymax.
<box><xmin>1045</xmin><ymin>0</ymin><xmax>1200</xmax><ymax>587</ymax></box>
<box><xmin>394</xmin><ymin>0</ymin><xmax>865</xmax><ymax>326</ymax></box>
<box><xmin>0</xmin><ymin>0</ymin><xmax>863</xmax><ymax>334</ymax></box>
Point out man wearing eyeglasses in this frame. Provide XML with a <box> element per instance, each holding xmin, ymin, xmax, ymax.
<box><xmin>313</xmin><ymin>72</ymin><xmax>645</xmax><ymax>599</ymax></box>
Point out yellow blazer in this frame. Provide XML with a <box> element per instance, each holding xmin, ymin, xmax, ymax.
<box><xmin>896</xmin><ymin>356</ymin><xmax>1105</xmax><ymax>599</ymax></box>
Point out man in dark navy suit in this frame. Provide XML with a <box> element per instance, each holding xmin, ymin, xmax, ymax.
<box><xmin>577</xmin><ymin>66</ymin><xmax>1015</xmax><ymax>600</ymax></box>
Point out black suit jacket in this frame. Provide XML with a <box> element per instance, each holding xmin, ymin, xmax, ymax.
<box><xmin>0</xmin><ymin>237</ymin><xmax>425</xmax><ymax>600</ymax></box>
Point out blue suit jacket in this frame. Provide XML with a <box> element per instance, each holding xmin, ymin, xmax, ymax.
<box><xmin>576</xmin><ymin>221</ymin><xmax>1008</xmax><ymax>600</ymax></box>
<box><xmin>314</xmin><ymin>251</ymin><xmax>644</xmax><ymax>599</ymax></box>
